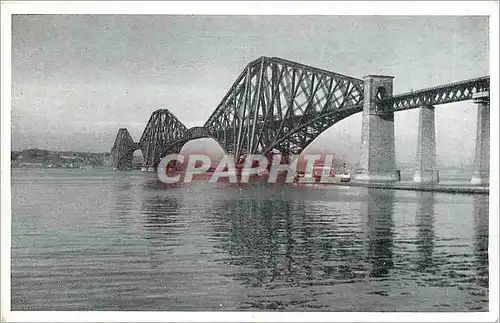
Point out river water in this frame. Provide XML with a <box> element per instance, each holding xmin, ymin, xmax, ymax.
<box><xmin>11</xmin><ymin>168</ymin><xmax>489</xmax><ymax>311</ymax></box>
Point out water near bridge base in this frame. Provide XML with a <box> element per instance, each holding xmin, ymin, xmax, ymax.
<box><xmin>11</xmin><ymin>168</ymin><xmax>488</xmax><ymax>311</ymax></box>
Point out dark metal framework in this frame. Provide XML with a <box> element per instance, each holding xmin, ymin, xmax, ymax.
<box><xmin>111</xmin><ymin>56</ymin><xmax>490</xmax><ymax>169</ymax></box>
<box><xmin>111</xmin><ymin>128</ymin><xmax>138</xmax><ymax>169</ymax></box>
<box><xmin>138</xmin><ymin>109</ymin><xmax>189</xmax><ymax>167</ymax></box>
<box><xmin>383</xmin><ymin>76</ymin><xmax>490</xmax><ymax>111</ymax></box>
<box><xmin>155</xmin><ymin>126</ymin><xmax>220</xmax><ymax>163</ymax></box>
<box><xmin>204</xmin><ymin>57</ymin><xmax>364</xmax><ymax>159</ymax></box>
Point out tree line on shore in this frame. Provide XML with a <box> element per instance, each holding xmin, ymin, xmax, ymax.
<box><xmin>11</xmin><ymin>149</ymin><xmax>112</xmax><ymax>168</ymax></box>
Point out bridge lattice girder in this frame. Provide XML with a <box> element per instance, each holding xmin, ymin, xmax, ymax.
<box><xmin>111</xmin><ymin>56</ymin><xmax>490</xmax><ymax>169</ymax></box>
<box><xmin>111</xmin><ymin>128</ymin><xmax>138</xmax><ymax>169</ymax></box>
<box><xmin>383</xmin><ymin>76</ymin><xmax>490</xmax><ymax>111</ymax></box>
<box><xmin>156</xmin><ymin>126</ymin><xmax>219</xmax><ymax>162</ymax></box>
<box><xmin>139</xmin><ymin>109</ymin><xmax>188</xmax><ymax>167</ymax></box>
<box><xmin>204</xmin><ymin>56</ymin><xmax>364</xmax><ymax>158</ymax></box>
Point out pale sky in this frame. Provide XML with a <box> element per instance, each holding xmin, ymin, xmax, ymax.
<box><xmin>11</xmin><ymin>15</ymin><xmax>489</xmax><ymax>166</ymax></box>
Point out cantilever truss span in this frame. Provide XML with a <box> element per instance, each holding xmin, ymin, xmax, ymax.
<box><xmin>111</xmin><ymin>56</ymin><xmax>490</xmax><ymax>170</ymax></box>
<box><xmin>111</xmin><ymin>110</ymin><xmax>217</xmax><ymax>169</ymax></box>
<box><xmin>138</xmin><ymin>109</ymin><xmax>189</xmax><ymax>167</ymax></box>
<box><xmin>111</xmin><ymin>128</ymin><xmax>138</xmax><ymax>169</ymax></box>
<box><xmin>204</xmin><ymin>57</ymin><xmax>364</xmax><ymax>158</ymax></box>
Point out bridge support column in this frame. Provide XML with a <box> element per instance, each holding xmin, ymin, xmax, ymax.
<box><xmin>413</xmin><ymin>105</ymin><xmax>439</xmax><ymax>183</ymax></box>
<box><xmin>471</xmin><ymin>92</ymin><xmax>490</xmax><ymax>185</ymax></box>
<box><xmin>354</xmin><ymin>75</ymin><xmax>400</xmax><ymax>182</ymax></box>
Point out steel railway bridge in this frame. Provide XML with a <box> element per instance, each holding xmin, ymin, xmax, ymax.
<box><xmin>111</xmin><ymin>56</ymin><xmax>490</xmax><ymax>184</ymax></box>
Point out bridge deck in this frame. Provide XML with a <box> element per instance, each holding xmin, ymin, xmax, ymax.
<box><xmin>384</xmin><ymin>76</ymin><xmax>489</xmax><ymax>111</ymax></box>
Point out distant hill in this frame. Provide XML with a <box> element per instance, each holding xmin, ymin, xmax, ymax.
<box><xmin>11</xmin><ymin>149</ymin><xmax>112</xmax><ymax>169</ymax></box>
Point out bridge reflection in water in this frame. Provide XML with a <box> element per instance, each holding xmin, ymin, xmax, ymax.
<box><xmin>415</xmin><ymin>192</ymin><xmax>435</xmax><ymax>273</ymax></box>
<box><xmin>364</xmin><ymin>189</ymin><xmax>395</xmax><ymax>278</ymax></box>
<box><xmin>104</xmin><ymin>177</ymin><xmax>488</xmax><ymax>311</ymax></box>
<box><xmin>10</xmin><ymin>168</ymin><xmax>489</xmax><ymax>311</ymax></box>
<box><xmin>473</xmin><ymin>195</ymin><xmax>489</xmax><ymax>290</ymax></box>
<box><xmin>185</xmin><ymin>185</ymin><xmax>487</xmax><ymax>311</ymax></box>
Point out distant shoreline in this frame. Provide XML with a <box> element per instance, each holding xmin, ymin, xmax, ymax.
<box><xmin>11</xmin><ymin>148</ymin><xmax>114</xmax><ymax>169</ymax></box>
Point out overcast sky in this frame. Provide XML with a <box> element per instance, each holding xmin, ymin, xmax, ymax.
<box><xmin>11</xmin><ymin>15</ymin><xmax>489</xmax><ymax>166</ymax></box>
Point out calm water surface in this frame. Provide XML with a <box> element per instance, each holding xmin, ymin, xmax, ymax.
<box><xmin>11</xmin><ymin>168</ymin><xmax>489</xmax><ymax>311</ymax></box>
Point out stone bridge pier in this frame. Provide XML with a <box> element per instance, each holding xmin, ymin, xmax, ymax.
<box><xmin>354</xmin><ymin>75</ymin><xmax>400</xmax><ymax>182</ymax></box>
<box><xmin>413</xmin><ymin>105</ymin><xmax>439</xmax><ymax>183</ymax></box>
<box><xmin>470</xmin><ymin>91</ymin><xmax>490</xmax><ymax>185</ymax></box>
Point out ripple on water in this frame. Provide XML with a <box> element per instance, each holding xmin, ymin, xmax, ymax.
<box><xmin>11</xmin><ymin>169</ymin><xmax>489</xmax><ymax>311</ymax></box>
